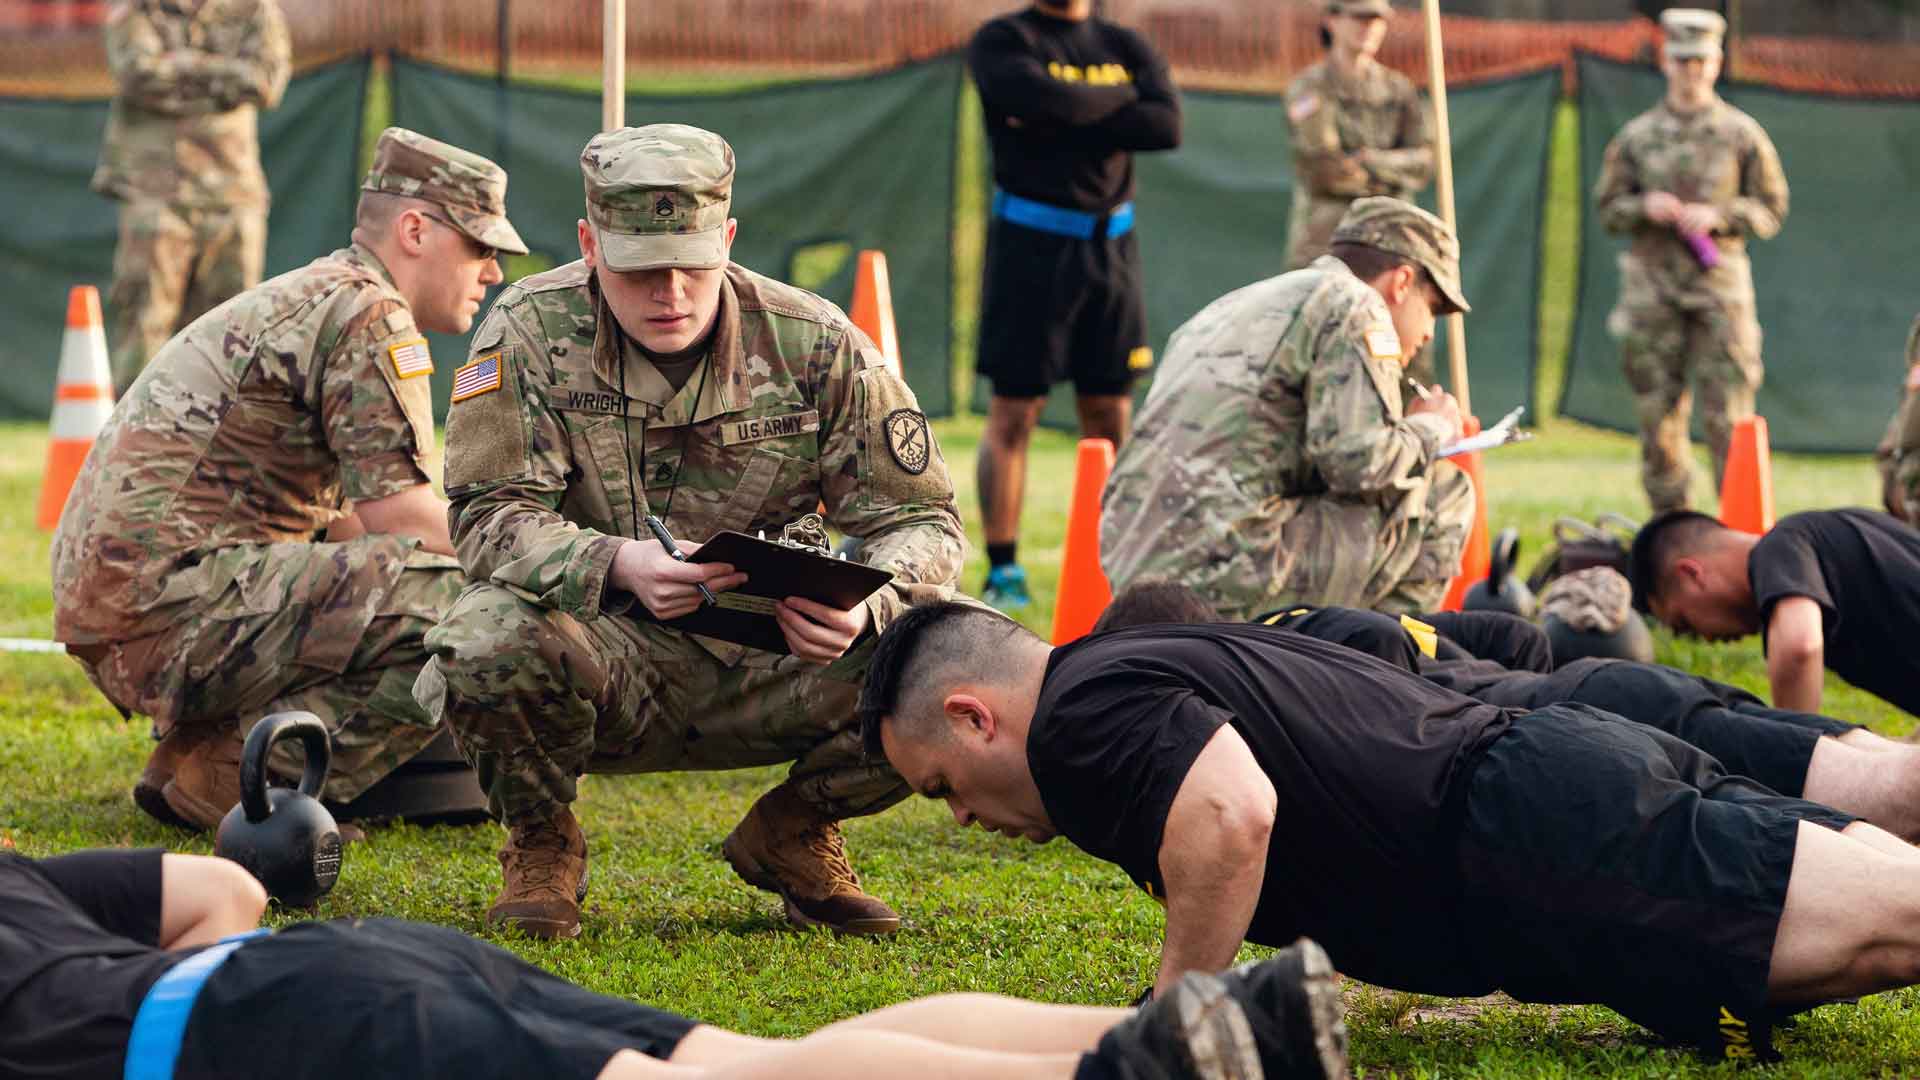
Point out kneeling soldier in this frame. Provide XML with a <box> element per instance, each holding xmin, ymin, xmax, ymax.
<box><xmin>416</xmin><ymin>124</ymin><xmax>964</xmax><ymax>939</ymax></box>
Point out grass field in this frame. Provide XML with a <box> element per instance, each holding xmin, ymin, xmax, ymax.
<box><xmin>6</xmin><ymin>71</ymin><xmax>1916</xmax><ymax>1080</ymax></box>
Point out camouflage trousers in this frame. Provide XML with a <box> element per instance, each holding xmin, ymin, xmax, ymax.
<box><xmin>1195</xmin><ymin>460</ymin><xmax>1475</xmax><ymax>620</ymax></box>
<box><xmin>107</xmin><ymin>198</ymin><xmax>266</xmax><ymax>396</ymax></box>
<box><xmin>412</xmin><ymin>582</ymin><xmax>907</xmax><ymax>829</ymax></box>
<box><xmin>74</xmin><ymin>534</ymin><xmax>463</xmax><ymax>801</ymax></box>
<box><xmin>1608</xmin><ymin>252</ymin><xmax>1763</xmax><ymax>514</ymax></box>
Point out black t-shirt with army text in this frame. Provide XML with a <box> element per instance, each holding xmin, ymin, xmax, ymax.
<box><xmin>1749</xmin><ymin>508</ymin><xmax>1920</xmax><ymax>715</ymax></box>
<box><xmin>967</xmin><ymin>6</ymin><xmax>1181</xmax><ymax>211</ymax></box>
<box><xmin>1028</xmin><ymin>624</ymin><xmax>1512</xmax><ymax>993</ymax></box>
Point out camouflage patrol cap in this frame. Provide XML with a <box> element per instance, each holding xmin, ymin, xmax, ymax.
<box><xmin>1660</xmin><ymin>8</ymin><xmax>1726</xmax><ymax>59</ymax></box>
<box><xmin>1331</xmin><ymin>196</ymin><xmax>1470</xmax><ymax>315</ymax></box>
<box><xmin>1325</xmin><ymin>0</ymin><xmax>1392</xmax><ymax>17</ymax></box>
<box><xmin>581</xmin><ymin>124</ymin><xmax>735</xmax><ymax>273</ymax></box>
<box><xmin>362</xmin><ymin>127</ymin><xmax>529</xmax><ymax>256</ymax></box>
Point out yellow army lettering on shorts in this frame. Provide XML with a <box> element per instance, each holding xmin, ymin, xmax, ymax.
<box><xmin>1127</xmin><ymin>346</ymin><xmax>1154</xmax><ymax>372</ymax></box>
<box><xmin>1398</xmin><ymin>614</ymin><xmax>1439</xmax><ymax>658</ymax></box>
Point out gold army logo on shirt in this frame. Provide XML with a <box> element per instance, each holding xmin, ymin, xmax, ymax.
<box><xmin>1046</xmin><ymin>61</ymin><xmax>1132</xmax><ymax>86</ymax></box>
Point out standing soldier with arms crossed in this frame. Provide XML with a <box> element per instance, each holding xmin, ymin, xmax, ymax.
<box><xmin>966</xmin><ymin>0</ymin><xmax>1181</xmax><ymax>609</ymax></box>
<box><xmin>1595</xmin><ymin>8</ymin><xmax>1788</xmax><ymax>513</ymax></box>
<box><xmin>1281</xmin><ymin>0</ymin><xmax>1434</xmax><ymax>275</ymax></box>
<box><xmin>416</xmin><ymin>125</ymin><xmax>965</xmax><ymax>940</ymax></box>
<box><xmin>93</xmin><ymin>0</ymin><xmax>291</xmax><ymax>396</ymax></box>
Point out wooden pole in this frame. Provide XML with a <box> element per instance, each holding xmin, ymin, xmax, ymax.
<box><xmin>601</xmin><ymin>0</ymin><xmax>625</xmax><ymax>132</ymax></box>
<box><xmin>1420</xmin><ymin>0</ymin><xmax>1469</xmax><ymax>416</ymax></box>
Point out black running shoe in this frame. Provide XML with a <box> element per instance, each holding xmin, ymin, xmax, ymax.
<box><xmin>1099</xmin><ymin>970</ymin><xmax>1265</xmax><ymax>1079</ymax></box>
<box><xmin>1219</xmin><ymin>938</ymin><xmax>1350</xmax><ymax>1079</ymax></box>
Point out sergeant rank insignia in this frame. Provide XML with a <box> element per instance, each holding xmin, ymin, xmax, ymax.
<box><xmin>884</xmin><ymin>408</ymin><xmax>931</xmax><ymax>475</ymax></box>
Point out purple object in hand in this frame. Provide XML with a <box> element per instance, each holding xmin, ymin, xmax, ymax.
<box><xmin>1681</xmin><ymin>229</ymin><xmax>1720</xmax><ymax>269</ymax></box>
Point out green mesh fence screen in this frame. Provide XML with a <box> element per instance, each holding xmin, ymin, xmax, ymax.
<box><xmin>389</xmin><ymin>56</ymin><xmax>962</xmax><ymax>418</ymax></box>
<box><xmin>0</xmin><ymin>56</ymin><xmax>370</xmax><ymax>419</ymax></box>
<box><xmin>974</xmin><ymin>67</ymin><xmax>1559</xmax><ymax>430</ymax></box>
<box><xmin>1565</xmin><ymin>53</ymin><xmax>1920</xmax><ymax>453</ymax></box>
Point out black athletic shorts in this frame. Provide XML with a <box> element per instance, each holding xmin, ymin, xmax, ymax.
<box><xmin>175</xmin><ymin>919</ymin><xmax>698</xmax><ymax>1079</ymax></box>
<box><xmin>1453</xmin><ymin>704</ymin><xmax>1856</xmax><ymax>1061</ymax></box>
<box><xmin>1563</xmin><ymin>660</ymin><xmax>1858</xmax><ymax>798</ymax></box>
<box><xmin>978</xmin><ymin>216</ymin><xmax>1147</xmax><ymax>398</ymax></box>
<box><xmin>1419</xmin><ymin>610</ymin><xmax>1554</xmax><ymax>673</ymax></box>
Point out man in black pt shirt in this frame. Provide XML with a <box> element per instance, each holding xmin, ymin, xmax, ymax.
<box><xmin>1</xmin><ymin>846</ymin><xmax>1350</xmax><ymax>1080</ymax></box>
<box><xmin>860</xmin><ymin>601</ymin><xmax>1920</xmax><ymax>1061</ymax></box>
<box><xmin>967</xmin><ymin>0</ymin><xmax>1181</xmax><ymax>610</ymax></box>
<box><xmin>1632</xmin><ymin>508</ymin><xmax>1920</xmax><ymax>716</ymax></box>
<box><xmin>1093</xmin><ymin>581</ymin><xmax>1920</xmax><ymax>838</ymax></box>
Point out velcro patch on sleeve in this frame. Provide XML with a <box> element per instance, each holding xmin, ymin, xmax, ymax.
<box><xmin>388</xmin><ymin>338</ymin><xmax>434</xmax><ymax>380</ymax></box>
<box><xmin>858</xmin><ymin>368</ymin><xmax>950</xmax><ymax>506</ymax></box>
<box><xmin>1364</xmin><ymin>326</ymin><xmax>1403</xmax><ymax>361</ymax></box>
<box><xmin>444</xmin><ymin>346</ymin><xmax>528</xmax><ymax>492</ymax></box>
<box><xmin>452</xmin><ymin>352</ymin><xmax>504</xmax><ymax>402</ymax></box>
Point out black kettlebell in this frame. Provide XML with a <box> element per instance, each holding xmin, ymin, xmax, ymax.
<box><xmin>1463</xmin><ymin>528</ymin><xmax>1537</xmax><ymax>618</ymax></box>
<box><xmin>215</xmin><ymin>712</ymin><xmax>343</xmax><ymax>907</ymax></box>
<box><xmin>1545</xmin><ymin>610</ymin><xmax>1656</xmax><ymax>667</ymax></box>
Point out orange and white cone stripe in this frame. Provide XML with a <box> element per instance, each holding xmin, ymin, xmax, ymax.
<box><xmin>36</xmin><ymin>285</ymin><xmax>115</xmax><ymax>530</ymax></box>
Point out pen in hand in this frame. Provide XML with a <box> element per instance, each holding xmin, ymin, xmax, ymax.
<box><xmin>644</xmin><ymin>514</ymin><xmax>718</xmax><ymax>607</ymax></box>
<box><xmin>1406</xmin><ymin>376</ymin><xmax>1435</xmax><ymax>402</ymax></box>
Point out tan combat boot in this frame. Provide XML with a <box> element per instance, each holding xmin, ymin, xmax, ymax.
<box><xmin>487</xmin><ymin>809</ymin><xmax>587</xmax><ymax>940</ymax></box>
<box><xmin>134</xmin><ymin>725</ymin><xmax>211</xmax><ymax>828</ymax></box>
<box><xmin>723</xmin><ymin>785</ymin><xmax>900</xmax><ymax>935</ymax></box>
<box><xmin>159</xmin><ymin>725</ymin><xmax>246</xmax><ymax>831</ymax></box>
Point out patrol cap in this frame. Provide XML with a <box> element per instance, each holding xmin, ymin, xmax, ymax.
<box><xmin>1331</xmin><ymin>197</ymin><xmax>1470</xmax><ymax>315</ymax></box>
<box><xmin>1660</xmin><ymin>8</ymin><xmax>1726</xmax><ymax>59</ymax></box>
<box><xmin>581</xmin><ymin>124</ymin><xmax>735</xmax><ymax>273</ymax></box>
<box><xmin>361</xmin><ymin>127</ymin><xmax>529</xmax><ymax>256</ymax></box>
<box><xmin>1325</xmin><ymin>0</ymin><xmax>1392</xmax><ymax>17</ymax></box>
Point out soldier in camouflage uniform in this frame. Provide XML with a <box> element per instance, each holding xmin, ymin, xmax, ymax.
<box><xmin>1100</xmin><ymin>197</ymin><xmax>1473</xmax><ymax>620</ymax></box>
<box><xmin>93</xmin><ymin>0</ymin><xmax>291</xmax><ymax>397</ymax></box>
<box><xmin>1282</xmin><ymin>0</ymin><xmax>1433</xmax><ymax>275</ymax></box>
<box><xmin>1874</xmin><ymin>315</ymin><xmax>1920</xmax><ymax>528</ymax></box>
<box><xmin>1594</xmin><ymin>8</ymin><xmax>1789</xmax><ymax>513</ymax></box>
<box><xmin>413</xmin><ymin>125</ymin><xmax>965</xmax><ymax>940</ymax></box>
<box><xmin>52</xmin><ymin>128</ymin><xmax>528</xmax><ymax>833</ymax></box>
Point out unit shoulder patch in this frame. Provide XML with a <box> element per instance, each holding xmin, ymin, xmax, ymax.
<box><xmin>1363</xmin><ymin>326</ymin><xmax>1403</xmax><ymax>362</ymax></box>
<box><xmin>884</xmin><ymin>408</ymin><xmax>931</xmax><ymax>475</ymax></box>
<box><xmin>388</xmin><ymin>338</ymin><xmax>433</xmax><ymax>380</ymax></box>
<box><xmin>452</xmin><ymin>351</ymin><xmax>504</xmax><ymax>403</ymax></box>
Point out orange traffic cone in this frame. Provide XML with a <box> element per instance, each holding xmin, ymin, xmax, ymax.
<box><xmin>848</xmin><ymin>249</ymin><xmax>901</xmax><ymax>377</ymax></box>
<box><xmin>1720</xmin><ymin>415</ymin><xmax>1774</xmax><ymax>535</ymax></box>
<box><xmin>1051</xmin><ymin>438</ymin><xmax>1115</xmax><ymax>645</ymax></box>
<box><xmin>37</xmin><ymin>286</ymin><xmax>114</xmax><ymax>530</ymax></box>
<box><xmin>1440</xmin><ymin>415</ymin><xmax>1491</xmax><ymax>612</ymax></box>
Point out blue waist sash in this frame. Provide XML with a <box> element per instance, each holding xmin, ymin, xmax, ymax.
<box><xmin>992</xmin><ymin>189</ymin><xmax>1135</xmax><ymax>239</ymax></box>
<box><xmin>125</xmin><ymin>929</ymin><xmax>271</xmax><ymax>1080</ymax></box>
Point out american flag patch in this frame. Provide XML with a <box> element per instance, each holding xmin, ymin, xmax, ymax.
<box><xmin>451</xmin><ymin>352</ymin><xmax>503</xmax><ymax>402</ymax></box>
<box><xmin>387</xmin><ymin>338</ymin><xmax>433</xmax><ymax>379</ymax></box>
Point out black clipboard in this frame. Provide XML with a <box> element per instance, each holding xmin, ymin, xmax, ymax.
<box><xmin>640</xmin><ymin>530</ymin><xmax>894</xmax><ymax>654</ymax></box>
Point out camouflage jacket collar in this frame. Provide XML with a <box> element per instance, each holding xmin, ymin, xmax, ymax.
<box><xmin>342</xmin><ymin>242</ymin><xmax>402</xmax><ymax>292</ymax></box>
<box><xmin>590</xmin><ymin>271</ymin><xmax>745</xmax><ymax>425</ymax></box>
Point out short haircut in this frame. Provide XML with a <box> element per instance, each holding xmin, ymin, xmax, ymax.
<box><xmin>355</xmin><ymin>190</ymin><xmax>435</xmax><ymax>232</ymax></box>
<box><xmin>1329</xmin><ymin>242</ymin><xmax>1442</xmax><ymax>306</ymax></box>
<box><xmin>857</xmin><ymin>601</ymin><xmax>1034</xmax><ymax>759</ymax></box>
<box><xmin>1628</xmin><ymin>509</ymin><xmax>1727</xmax><ymax>613</ymax></box>
<box><xmin>1091</xmin><ymin>582</ymin><xmax>1223</xmax><ymax>634</ymax></box>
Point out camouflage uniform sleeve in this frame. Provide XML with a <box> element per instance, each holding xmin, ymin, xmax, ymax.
<box><xmin>1302</xmin><ymin>304</ymin><xmax>1451</xmax><ymax>497</ymax></box>
<box><xmin>1361</xmin><ymin>82</ymin><xmax>1435</xmax><ymax>193</ymax></box>
<box><xmin>318</xmin><ymin>295</ymin><xmax>436</xmax><ymax>503</ymax></box>
<box><xmin>1882</xmin><ymin>315</ymin><xmax>1920</xmax><ymax>526</ymax></box>
<box><xmin>1286</xmin><ymin>79</ymin><xmax>1371</xmax><ymax>198</ymax></box>
<box><xmin>1725</xmin><ymin>119</ymin><xmax>1787</xmax><ymax>241</ymax></box>
<box><xmin>442</xmin><ymin>299</ymin><xmax>627</xmax><ymax>619</ymax></box>
<box><xmin>222</xmin><ymin>0</ymin><xmax>291</xmax><ymax>111</ymax></box>
<box><xmin>816</xmin><ymin>332</ymin><xmax>965</xmax><ymax>632</ymax></box>
<box><xmin>104</xmin><ymin>2</ymin><xmax>253</xmax><ymax>116</ymax></box>
<box><xmin>1593</xmin><ymin>129</ymin><xmax>1648</xmax><ymax>234</ymax></box>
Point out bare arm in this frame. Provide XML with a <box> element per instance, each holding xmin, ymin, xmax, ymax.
<box><xmin>158</xmin><ymin>854</ymin><xmax>266</xmax><ymax>951</ymax></box>
<box><xmin>355</xmin><ymin>483</ymin><xmax>454</xmax><ymax>556</ymax></box>
<box><xmin>1766</xmin><ymin>596</ymin><xmax>1827</xmax><ymax>714</ymax></box>
<box><xmin>1152</xmin><ymin>725</ymin><xmax>1278</xmax><ymax>997</ymax></box>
